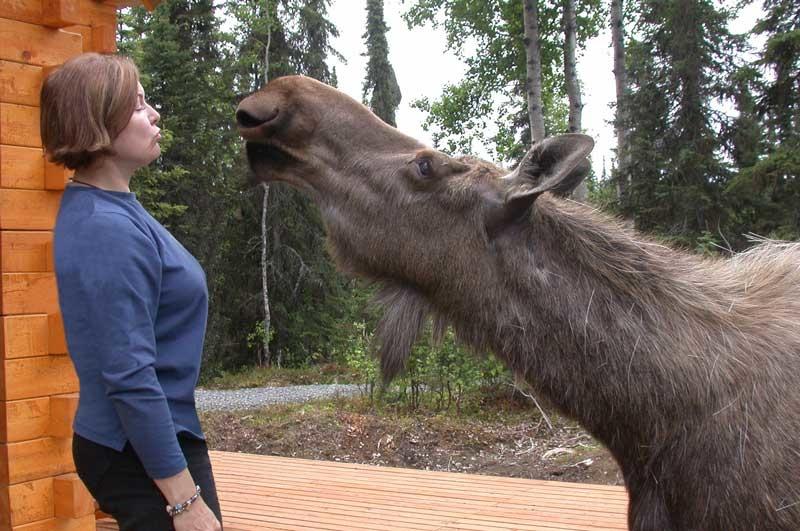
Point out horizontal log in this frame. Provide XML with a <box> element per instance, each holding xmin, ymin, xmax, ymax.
<box><xmin>0</xmin><ymin>18</ymin><xmax>83</xmax><ymax>68</ymax></box>
<box><xmin>0</xmin><ymin>355</ymin><xmax>78</xmax><ymax>401</ymax></box>
<box><xmin>41</xmin><ymin>0</ymin><xmax>84</xmax><ymax>29</ymax></box>
<box><xmin>0</xmin><ymin>436</ymin><xmax>74</xmax><ymax>485</ymax></box>
<box><xmin>0</xmin><ymin>146</ymin><xmax>45</xmax><ymax>190</ymax></box>
<box><xmin>9</xmin><ymin>515</ymin><xmax>97</xmax><ymax>531</ymax></box>
<box><xmin>91</xmin><ymin>24</ymin><xmax>115</xmax><ymax>54</ymax></box>
<box><xmin>0</xmin><ymin>315</ymin><xmax>49</xmax><ymax>360</ymax></box>
<box><xmin>8</xmin><ymin>518</ymin><xmax>56</xmax><ymax>531</ymax></box>
<box><xmin>59</xmin><ymin>26</ymin><xmax>90</xmax><ymax>53</ymax></box>
<box><xmin>0</xmin><ymin>0</ymin><xmax>97</xmax><ymax>27</ymax></box>
<box><xmin>0</xmin><ymin>477</ymin><xmax>53</xmax><ymax>528</ymax></box>
<box><xmin>80</xmin><ymin>0</ymin><xmax>117</xmax><ymax>28</ymax></box>
<box><xmin>44</xmin><ymin>161</ymin><xmax>71</xmax><ymax>190</ymax></box>
<box><xmin>0</xmin><ymin>397</ymin><xmax>50</xmax><ymax>444</ymax></box>
<box><xmin>0</xmin><ymin>103</ymin><xmax>40</xmax><ymax>148</ymax></box>
<box><xmin>0</xmin><ymin>189</ymin><xmax>61</xmax><ymax>230</ymax></box>
<box><xmin>47</xmin><ymin>394</ymin><xmax>77</xmax><ymax>439</ymax></box>
<box><xmin>0</xmin><ymin>272</ymin><xmax>59</xmax><ymax>315</ymax></box>
<box><xmin>53</xmin><ymin>474</ymin><xmax>93</xmax><ymax>519</ymax></box>
<box><xmin>47</xmin><ymin>313</ymin><xmax>66</xmax><ymax>356</ymax></box>
<box><xmin>55</xmin><ymin>515</ymin><xmax>96</xmax><ymax>531</ymax></box>
<box><xmin>0</xmin><ymin>0</ymin><xmax>43</xmax><ymax>26</ymax></box>
<box><xmin>0</xmin><ymin>232</ymin><xmax>53</xmax><ymax>273</ymax></box>
<box><xmin>0</xmin><ymin>61</ymin><xmax>41</xmax><ymax>107</ymax></box>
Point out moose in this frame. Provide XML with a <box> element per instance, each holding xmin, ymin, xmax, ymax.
<box><xmin>236</xmin><ymin>75</ymin><xmax>800</xmax><ymax>531</ymax></box>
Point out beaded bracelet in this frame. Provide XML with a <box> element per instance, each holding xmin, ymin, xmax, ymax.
<box><xmin>166</xmin><ymin>485</ymin><xmax>202</xmax><ymax>518</ymax></box>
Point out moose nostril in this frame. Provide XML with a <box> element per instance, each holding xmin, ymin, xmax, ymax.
<box><xmin>236</xmin><ymin>109</ymin><xmax>266</xmax><ymax>129</ymax></box>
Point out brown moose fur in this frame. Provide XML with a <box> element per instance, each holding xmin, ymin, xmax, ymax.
<box><xmin>237</xmin><ymin>75</ymin><xmax>800</xmax><ymax>531</ymax></box>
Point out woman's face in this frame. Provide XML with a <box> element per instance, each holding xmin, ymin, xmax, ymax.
<box><xmin>110</xmin><ymin>83</ymin><xmax>161</xmax><ymax>170</ymax></box>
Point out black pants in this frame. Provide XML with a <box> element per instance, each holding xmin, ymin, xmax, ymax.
<box><xmin>73</xmin><ymin>433</ymin><xmax>223</xmax><ymax>530</ymax></box>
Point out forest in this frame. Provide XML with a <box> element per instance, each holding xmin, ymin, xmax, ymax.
<box><xmin>117</xmin><ymin>0</ymin><xmax>799</xmax><ymax>387</ymax></box>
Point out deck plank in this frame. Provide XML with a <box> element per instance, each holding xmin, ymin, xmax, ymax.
<box><xmin>95</xmin><ymin>451</ymin><xmax>629</xmax><ymax>530</ymax></box>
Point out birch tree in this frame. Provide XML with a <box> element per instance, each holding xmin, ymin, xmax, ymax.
<box><xmin>562</xmin><ymin>0</ymin><xmax>582</xmax><ymax>134</ymax></box>
<box><xmin>522</xmin><ymin>0</ymin><xmax>546</xmax><ymax>142</ymax></box>
<box><xmin>260</xmin><ymin>0</ymin><xmax>273</xmax><ymax>366</ymax></box>
<box><xmin>561</xmin><ymin>0</ymin><xmax>587</xmax><ymax>201</ymax></box>
<box><xmin>610</xmin><ymin>0</ymin><xmax>627</xmax><ymax>198</ymax></box>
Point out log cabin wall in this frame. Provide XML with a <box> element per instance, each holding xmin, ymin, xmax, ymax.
<box><xmin>0</xmin><ymin>1</ymin><xmax>124</xmax><ymax>529</ymax></box>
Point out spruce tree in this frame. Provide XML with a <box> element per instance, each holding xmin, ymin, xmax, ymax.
<box><xmin>756</xmin><ymin>0</ymin><xmax>800</xmax><ymax>144</ymax></box>
<box><xmin>362</xmin><ymin>0</ymin><xmax>402</xmax><ymax>126</ymax></box>
<box><xmin>295</xmin><ymin>0</ymin><xmax>339</xmax><ymax>84</ymax></box>
<box><xmin>725</xmin><ymin>1</ymin><xmax>800</xmax><ymax>243</ymax></box>
<box><xmin>222</xmin><ymin>0</ymin><xmax>357</xmax><ymax>367</ymax></box>
<box><xmin>619</xmin><ymin>0</ymin><xmax>744</xmax><ymax>245</ymax></box>
<box><xmin>119</xmin><ymin>0</ymin><xmax>243</xmax><ymax>365</ymax></box>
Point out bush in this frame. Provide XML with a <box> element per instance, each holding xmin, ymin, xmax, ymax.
<box><xmin>342</xmin><ymin>321</ymin><xmax>509</xmax><ymax>412</ymax></box>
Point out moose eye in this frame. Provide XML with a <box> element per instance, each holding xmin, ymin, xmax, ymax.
<box><xmin>417</xmin><ymin>158</ymin><xmax>433</xmax><ymax>177</ymax></box>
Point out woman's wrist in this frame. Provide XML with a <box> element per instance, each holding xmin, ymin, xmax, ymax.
<box><xmin>166</xmin><ymin>485</ymin><xmax>202</xmax><ymax>517</ymax></box>
<box><xmin>154</xmin><ymin>468</ymin><xmax>199</xmax><ymax>506</ymax></box>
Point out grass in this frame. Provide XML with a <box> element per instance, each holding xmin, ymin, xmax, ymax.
<box><xmin>199</xmin><ymin>362</ymin><xmax>364</xmax><ymax>390</ymax></box>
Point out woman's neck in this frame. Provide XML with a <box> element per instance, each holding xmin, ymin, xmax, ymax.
<box><xmin>72</xmin><ymin>159</ymin><xmax>133</xmax><ymax>192</ymax></box>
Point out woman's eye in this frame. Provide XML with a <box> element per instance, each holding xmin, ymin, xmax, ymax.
<box><xmin>417</xmin><ymin>159</ymin><xmax>432</xmax><ymax>177</ymax></box>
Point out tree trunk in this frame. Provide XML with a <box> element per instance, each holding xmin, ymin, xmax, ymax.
<box><xmin>260</xmin><ymin>182</ymin><xmax>271</xmax><ymax>366</ymax></box>
<box><xmin>610</xmin><ymin>0</ymin><xmax>628</xmax><ymax>199</ymax></box>
<box><xmin>522</xmin><ymin>0</ymin><xmax>546</xmax><ymax>142</ymax></box>
<box><xmin>562</xmin><ymin>0</ymin><xmax>587</xmax><ymax>201</ymax></box>
<box><xmin>260</xmin><ymin>0</ymin><xmax>272</xmax><ymax>366</ymax></box>
<box><xmin>562</xmin><ymin>0</ymin><xmax>582</xmax><ymax>134</ymax></box>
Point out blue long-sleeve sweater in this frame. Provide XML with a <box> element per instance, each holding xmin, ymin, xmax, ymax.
<box><xmin>54</xmin><ymin>186</ymin><xmax>208</xmax><ymax>479</ymax></box>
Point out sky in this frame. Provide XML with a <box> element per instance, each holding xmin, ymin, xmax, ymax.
<box><xmin>327</xmin><ymin>1</ymin><xmax>614</xmax><ymax>174</ymax></box>
<box><xmin>327</xmin><ymin>1</ymin><xmax>764</xmax><ymax>175</ymax></box>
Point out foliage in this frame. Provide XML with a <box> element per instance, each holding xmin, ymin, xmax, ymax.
<box><xmin>343</xmin><ymin>321</ymin><xmax>509</xmax><ymax>412</ymax></box>
<box><xmin>199</xmin><ymin>362</ymin><xmax>363</xmax><ymax>389</ymax></box>
<box><xmin>115</xmin><ymin>0</ymin><xmax>800</xmax><ymax>382</ymax></box>
<box><xmin>616</xmin><ymin>0</ymin><xmax>745</xmax><ymax>246</ymax></box>
<box><xmin>119</xmin><ymin>0</ymin><xmax>366</xmax><ymax>373</ymax></box>
<box><xmin>403</xmin><ymin>0</ymin><xmax>603</xmax><ymax>162</ymax></box>
<box><xmin>725</xmin><ymin>139</ymin><xmax>800</xmax><ymax>242</ymax></box>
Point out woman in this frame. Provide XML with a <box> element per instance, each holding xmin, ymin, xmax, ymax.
<box><xmin>41</xmin><ymin>53</ymin><xmax>222</xmax><ymax>531</ymax></box>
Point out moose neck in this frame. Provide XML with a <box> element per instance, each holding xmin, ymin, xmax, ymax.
<box><xmin>448</xmin><ymin>196</ymin><xmax>744</xmax><ymax>466</ymax></box>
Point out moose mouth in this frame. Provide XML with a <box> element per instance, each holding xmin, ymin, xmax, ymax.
<box><xmin>245</xmin><ymin>141</ymin><xmax>298</xmax><ymax>184</ymax></box>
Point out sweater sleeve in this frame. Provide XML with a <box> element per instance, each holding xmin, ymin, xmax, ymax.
<box><xmin>72</xmin><ymin>212</ymin><xmax>187</xmax><ymax>479</ymax></box>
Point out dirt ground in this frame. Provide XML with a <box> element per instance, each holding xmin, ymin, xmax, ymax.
<box><xmin>200</xmin><ymin>392</ymin><xmax>624</xmax><ymax>487</ymax></box>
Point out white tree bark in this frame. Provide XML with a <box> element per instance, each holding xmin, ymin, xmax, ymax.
<box><xmin>260</xmin><ymin>0</ymin><xmax>272</xmax><ymax>365</ymax></box>
<box><xmin>562</xmin><ymin>0</ymin><xmax>582</xmax><ymax>133</ymax></box>
<box><xmin>562</xmin><ymin>0</ymin><xmax>587</xmax><ymax>201</ymax></box>
<box><xmin>260</xmin><ymin>182</ymin><xmax>271</xmax><ymax>366</ymax></box>
<box><xmin>522</xmin><ymin>0</ymin><xmax>546</xmax><ymax>142</ymax></box>
<box><xmin>610</xmin><ymin>0</ymin><xmax>629</xmax><ymax>198</ymax></box>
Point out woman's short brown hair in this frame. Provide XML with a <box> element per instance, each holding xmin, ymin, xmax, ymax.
<box><xmin>40</xmin><ymin>53</ymin><xmax>140</xmax><ymax>170</ymax></box>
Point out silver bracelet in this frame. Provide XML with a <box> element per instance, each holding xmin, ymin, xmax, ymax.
<box><xmin>166</xmin><ymin>485</ymin><xmax>202</xmax><ymax>517</ymax></box>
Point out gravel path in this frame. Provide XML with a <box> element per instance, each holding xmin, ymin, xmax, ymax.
<box><xmin>195</xmin><ymin>383</ymin><xmax>365</xmax><ymax>411</ymax></box>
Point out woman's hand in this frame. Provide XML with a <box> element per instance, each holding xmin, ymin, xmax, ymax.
<box><xmin>155</xmin><ymin>469</ymin><xmax>221</xmax><ymax>530</ymax></box>
<box><xmin>173</xmin><ymin>497</ymin><xmax>222</xmax><ymax>531</ymax></box>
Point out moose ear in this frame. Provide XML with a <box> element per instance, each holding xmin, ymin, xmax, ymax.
<box><xmin>505</xmin><ymin>133</ymin><xmax>594</xmax><ymax>200</ymax></box>
<box><xmin>485</xmin><ymin>134</ymin><xmax>594</xmax><ymax>235</ymax></box>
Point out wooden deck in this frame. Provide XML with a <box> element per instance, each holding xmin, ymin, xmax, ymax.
<box><xmin>97</xmin><ymin>451</ymin><xmax>629</xmax><ymax>530</ymax></box>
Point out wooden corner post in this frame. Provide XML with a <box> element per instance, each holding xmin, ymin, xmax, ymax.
<box><xmin>0</xmin><ymin>1</ymin><xmax>146</xmax><ymax>529</ymax></box>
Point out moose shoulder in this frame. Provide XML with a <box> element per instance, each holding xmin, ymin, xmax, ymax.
<box><xmin>236</xmin><ymin>75</ymin><xmax>800</xmax><ymax>531</ymax></box>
